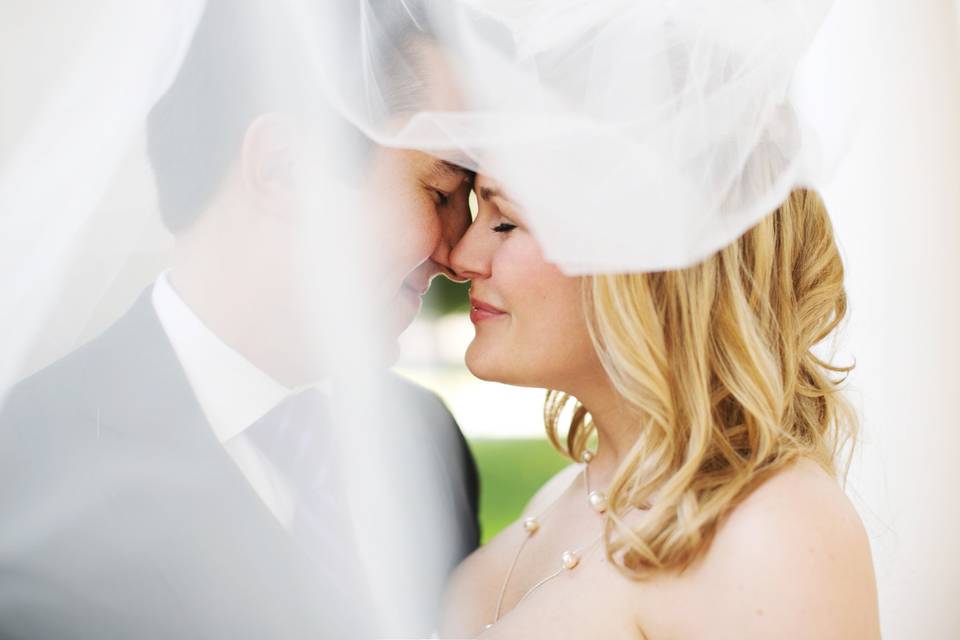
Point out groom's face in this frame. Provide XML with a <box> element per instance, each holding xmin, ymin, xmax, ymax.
<box><xmin>359</xmin><ymin>39</ymin><xmax>474</xmax><ymax>337</ymax></box>
<box><xmin>333</xmin><ymin>36</ymin><xmax>472</xmax><ymax>338</ymax></box>
<box><xmin>361</xmin><ymin>147</ymin><xmax>474</xmax><ymax>336</ymax></box>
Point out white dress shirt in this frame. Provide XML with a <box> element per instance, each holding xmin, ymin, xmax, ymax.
<box><xmin>151</xmin><ymin>272</ymin><xmax>299</xmax><ymax>528</ymax></box>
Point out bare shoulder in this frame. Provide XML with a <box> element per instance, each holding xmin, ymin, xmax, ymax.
<box><xmin>438</xmin><ymin>463</ymin><xmax>581</xmax><ymax>637</ymax></box>
<box><xmin>437</xmin><ymin>537</ymin><xmax>500</xmax><ymax>637</ymax></box>
<box><xmin>683</xmin><ymin>457</ymin><xmax>880</xmax><ymax>639</ymax></box>
<box><xmin>522</xmin><ymin>462</ymin><xmax>583</xmax><ymax>515</ymax></box>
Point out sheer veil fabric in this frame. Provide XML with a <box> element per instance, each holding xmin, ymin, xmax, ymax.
<box><xmin>0</xmin><ymin>0</ymin><xmax>862</xmax><ymax>392</ymax></box>
<box><xmin>331</xmin><ymin>0</ymin><xmax>844</xmax><ymax>273</ymax></box>
<box><xmin>0</xmin><ymin>0</ymin><xmax>958</xmax><ymax>638</ymax></box>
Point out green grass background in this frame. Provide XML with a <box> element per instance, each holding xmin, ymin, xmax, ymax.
<box><xmin>468</xmin><ymin>438</ymin><xmax>571</xmax><ymax>544</ymax></box>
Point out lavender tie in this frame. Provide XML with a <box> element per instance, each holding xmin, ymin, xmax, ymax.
<box><xmin>245</xmin><ymin>388</ymin><xmax>374</xmax><ymax>636</ymax></box>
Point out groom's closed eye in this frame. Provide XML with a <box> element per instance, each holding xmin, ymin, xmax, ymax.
<box><xmin>425</xmin><ymin>161</ymin><xmax>474</xmax><ymax>211</ymax></box>
<box><xmin>430</xmin><ymin>188</ymin><xmax>452</xmax><ymax>207</ymax></box>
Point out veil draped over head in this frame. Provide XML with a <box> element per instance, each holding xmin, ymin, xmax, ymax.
<box><xmin>1</xmin><ymin>0</ymin><xmax>957</xmax><ymax>638</ymax></box>
<box><xmin>329</xmin><ymin>0</ymin><xmax>849</xmax><ymax>273</ymax></box>
<box><xmin>0</xmin><ymin>0</ymin><xmax>857</xmax><ymax>399</ymax></box>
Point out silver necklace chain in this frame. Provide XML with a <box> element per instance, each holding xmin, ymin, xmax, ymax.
<box><xmin>487</xmin><ymin>450</ymin><xmax>607</xmax><ymax>629</ymax></box>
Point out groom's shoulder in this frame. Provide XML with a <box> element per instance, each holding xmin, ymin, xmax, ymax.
<box><xmin>0</xmin><ymin>326</ymin><xmax>131</xmax><ymax>500</ymax></box>
<box><xmin>1</xmin><ymin>330</ymin><xmax>116</xmax><ymax>428</ymax></box>
<box><xmin>0</xmin><ymin>291</ymin><xmax>161</xmax><ymax>438</ymax></box>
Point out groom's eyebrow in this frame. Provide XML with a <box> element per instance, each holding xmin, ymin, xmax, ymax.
<box><xmin>431</xmin><ymin>159</ymin><xmax>474</xmax><ymax>182</ymax></box>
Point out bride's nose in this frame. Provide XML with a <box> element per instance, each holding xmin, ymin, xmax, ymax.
<box><xmin>449</xmin><ymin>221</ymin><xmax>492</xmax><ymax>281</ymax></box>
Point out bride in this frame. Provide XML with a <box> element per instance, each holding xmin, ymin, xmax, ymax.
<box><xmin>438</xmin><ymin>175</ymin><xmax>880</xmax><ymax>639</ymax></box>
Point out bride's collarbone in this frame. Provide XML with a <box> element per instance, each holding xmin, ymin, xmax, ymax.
<box><xmin>479</xmin><ymin>522</ymin><xmax>697</xmax><ymax>639</ymax></box>
<box><xmin>481</xmin><ymin>494</ymin><xmax>634</xmax><ymax>622</ymax></box>
<box><xmin>453</xmin><ymin>464</ymin><xmax>660</xmax><ymax>636</ymax></box>
<box><xmin>478</xmin><ymin>540</ymin><xmax>645</xmax><ymax>639</ymax></box>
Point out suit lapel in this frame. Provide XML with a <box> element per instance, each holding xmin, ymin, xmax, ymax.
<box><xmin>82</xmin><ymin>289</ymin><xmax>363</xmax><ymax>635</ymax></box>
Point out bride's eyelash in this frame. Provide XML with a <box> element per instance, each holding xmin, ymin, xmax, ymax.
<box><xmin>491</xmin><ymin>223</ymin><xmax>517</xmax><ymax>233</ymax></box>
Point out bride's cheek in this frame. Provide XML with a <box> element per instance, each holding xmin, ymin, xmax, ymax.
<box><xmin>517</xmin><ymin>261</ymin><xmax>562</xmax><ymax>333</ymax></box>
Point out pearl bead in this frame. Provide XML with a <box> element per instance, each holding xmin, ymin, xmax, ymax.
<box><xmin>561</xmin><ymin>550</ymin><xmax>580</xmax><ymax>570</ymax></box>
<box><xmin>580</xmin><ymin>450</ymin><xmax>594</xmax><ymax>463</ymax></box>
<box><xmin>523</xmin><ymin>517</ymin><xmax>540</xmax><ymax>535</ymax></box>
<box><xmin>588</xmin><ymin>490</ymin><xmax>608</xmax><ymax>513</ymax></box>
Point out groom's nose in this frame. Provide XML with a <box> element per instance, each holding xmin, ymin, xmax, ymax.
<box><xmin>430</xmin><ymin>194</ymin><xmax>472</xmax><ymax>282</ymax></box>
<box><xmin>430</xmin><ymin>238</ymin><xmax>470</xmax><ymax>283</ymax></box>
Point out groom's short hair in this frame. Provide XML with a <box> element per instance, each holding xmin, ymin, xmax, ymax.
<box><xmin>147</xmin><ymin>0</ymin><xmax>442</xmax><ymax>235</ymax></box>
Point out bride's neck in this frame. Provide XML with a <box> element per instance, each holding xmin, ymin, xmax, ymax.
<box><xmin>572</xmin><ymin>378</ymin><xmax>638</xmax><ymax>488</ymax></box>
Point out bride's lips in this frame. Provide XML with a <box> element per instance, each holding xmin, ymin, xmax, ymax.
<box><xmin>470</xmin><ymin>297</ymin><xmax>507</xmax><ymax>324</ymax></box>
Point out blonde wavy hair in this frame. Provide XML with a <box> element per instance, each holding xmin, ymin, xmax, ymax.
<box><xmin>545</xmin><ymin>188</ymin><xmax>856</xmax><ymax>578</ymax></box>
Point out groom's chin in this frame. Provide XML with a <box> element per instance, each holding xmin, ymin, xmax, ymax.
<box><xmin>383</xmin><ymin>285</ymin><xmax>423</xmax><ymax>338</ymax></box>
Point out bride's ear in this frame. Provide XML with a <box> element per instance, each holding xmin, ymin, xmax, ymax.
<box><xmin>239</xmin><ymin>112</ymin><xmax>299</xmax><ymax>218</ymax></box>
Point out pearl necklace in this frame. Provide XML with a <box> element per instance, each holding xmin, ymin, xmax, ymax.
<box><xmin>486</xmin><ymin>450</ymin><xmax>607</xmax><ymax>629</ymax></box>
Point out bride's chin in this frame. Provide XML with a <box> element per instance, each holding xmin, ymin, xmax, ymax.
<box><xmin>464</xmin><ymin>341</ymin><xmax>502</xmax><ymax>382</ymax></box>
<box><xmin>465</xmin><ymin>341</ymin><xmax>529</xmax><ymax>387</ymax></box>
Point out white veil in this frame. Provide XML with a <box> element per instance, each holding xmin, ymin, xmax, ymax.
<box><xmin>324</xmin><ymin>0</ymin><xmax>845</xmax><ymax>273</ymax></box>
<box><xmin>0</xmin><ymin>0</ymin><xmax>854</xmax><ymax>414</ymax></box>
<box><xmin>1</xmin><ymin>0</ymin><xmax>958</xmax><ymax>637</ymax></box>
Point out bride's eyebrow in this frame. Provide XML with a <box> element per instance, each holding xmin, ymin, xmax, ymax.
<box><xmin>478</xmin><ymin>185</ymin><xmax>519</xmax><ymax>211</ymax></box>
<box><xmin>479</xmin><ymin>185</ymin><xmax>510</xmax><ymax>202</ymax></box>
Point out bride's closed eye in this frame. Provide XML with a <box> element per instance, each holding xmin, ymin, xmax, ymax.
<box><xmin>475</xmin><ymin>181</ymin><xmax>522</xmax><ymax>233</ymax></box>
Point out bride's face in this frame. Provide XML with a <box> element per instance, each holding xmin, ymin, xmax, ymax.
<box><xmin>450</xmin><ymin>176</ymin><xmax>600</xmax><ymax>390</ymax></box>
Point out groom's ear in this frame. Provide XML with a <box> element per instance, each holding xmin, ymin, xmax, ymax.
<box><xmin>239</xmin><ymin>112</ymin><xmax>299</xmax><ymax>218</ymax></box>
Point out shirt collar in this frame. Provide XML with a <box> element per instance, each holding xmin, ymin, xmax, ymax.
<box><xmin>151</xmin><ymin>271</ymin><xmax>294</xmax><ymax>443</ymax></box>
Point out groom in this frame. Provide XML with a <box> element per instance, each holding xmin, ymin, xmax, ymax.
<box><xmin>0</xmin><ymin>2</ymin><xmax>477</xmax><ymax>639</ymax></box>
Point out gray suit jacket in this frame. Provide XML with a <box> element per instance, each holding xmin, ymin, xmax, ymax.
<box><xmin>0</xmin><ymin>291</ymin><xmax>479</xmax><ymax>639</ymax></box>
